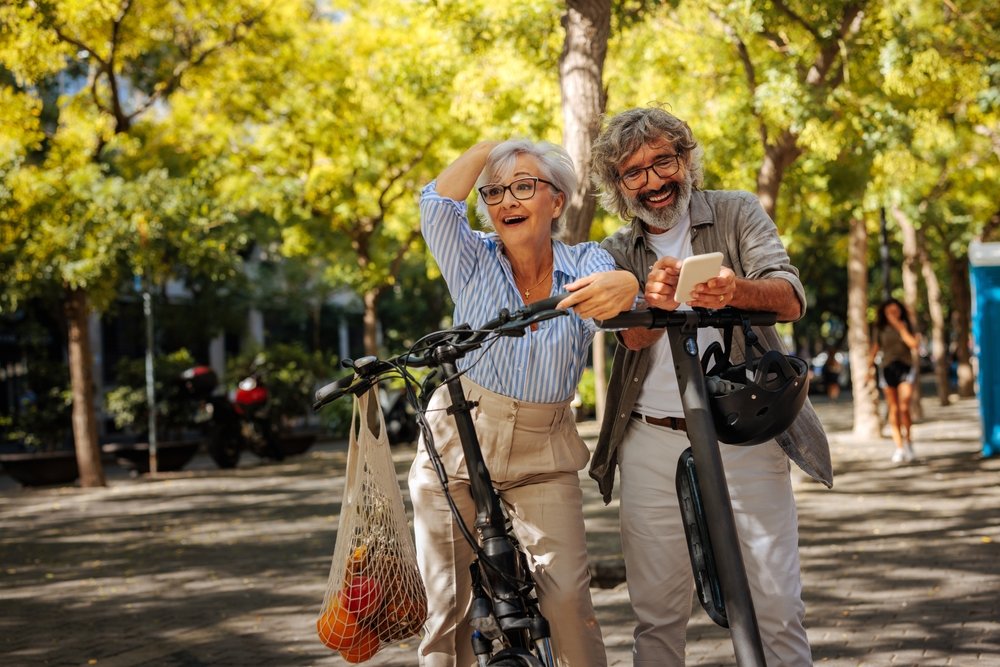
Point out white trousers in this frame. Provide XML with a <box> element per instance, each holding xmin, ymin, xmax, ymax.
<box><xmin>619</xmin><ymin>418</ymin><xmax>812</xmax><ymax>666</ymax></box>
<box><xmin>408</xmin><ymin>379</ymin><xmax>606</xmax><ymax>667</ymax></box>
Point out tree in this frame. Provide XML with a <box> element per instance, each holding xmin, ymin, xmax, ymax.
<box><xmin>0</xmin><ymin>0</ymin><xmax>284</xmax><ymax>485</ymax></box>
<box><xmin>559</xmin><ymin>0</ymin><xmax>610</xmax><ymax>246</ymax></box>
<box><xmin>210</xmin><ymin>2</ymin><xmax>473</xmax><ymax>357</ymax></box>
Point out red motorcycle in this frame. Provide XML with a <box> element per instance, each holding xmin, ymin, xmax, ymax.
<box><xmin>180</xmin><ymin>366</ymin><xmax>284</xmax><ymax>469</ymax></box>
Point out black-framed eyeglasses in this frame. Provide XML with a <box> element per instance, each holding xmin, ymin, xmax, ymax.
<box><xmin>619</xmin><ymin>154</ymin><xmax>681</xmax><ymax>190</ymax></box>
<box><xmin>478</xmin><ymin>176</ymin><xmax>557</xmax><ymax>205</ymax></box>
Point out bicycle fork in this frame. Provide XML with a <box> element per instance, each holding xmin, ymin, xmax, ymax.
<box><xmin>434</xmin><ymin>351</ymin><xmax>554</xmax><ymax>666</ymax></box>
<box><xmin>469</xmin><ymin>552</ymin><xmax>553</xmax><ymax>667</ymax></box>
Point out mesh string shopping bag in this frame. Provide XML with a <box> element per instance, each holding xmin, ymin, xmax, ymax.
<box><xmin>317</xmin><ymin>388</ymin><xmax>427</xmax><ymax>662</ymax></box>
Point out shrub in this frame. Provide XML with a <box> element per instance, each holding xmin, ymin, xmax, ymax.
<box><xmin>104</xmin><ymin>349</ymin><xmax>198</xmax><ymax>439</ymax></box>
<box><xmin>1</xmin><ymin>359</ymin><xmax>72</xmax><ymax>451</ymax></box>
<box><xmin>576</xmin><ymin>367</ymin><xmax>596</xmax><ymax>419</ymax></box>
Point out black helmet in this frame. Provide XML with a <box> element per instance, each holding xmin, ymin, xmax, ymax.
<box><xmin>701</xmin><ymin>321</ymin><xmax>809</xmax><ymax>446</ymax></box>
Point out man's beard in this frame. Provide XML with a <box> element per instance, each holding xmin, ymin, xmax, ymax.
<box><xmin>625</xmin><ymin>177</ymin><xmax>693</xmax><ymax>231</ymax></box>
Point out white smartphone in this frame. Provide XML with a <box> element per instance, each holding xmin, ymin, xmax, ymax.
<box><xmin>674</xmin><ymin>252</ymin><xmax>724</xmax><ymax>303</ymax></box>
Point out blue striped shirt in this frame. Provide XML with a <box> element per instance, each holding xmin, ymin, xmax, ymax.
<box><xmin>420</xmin><ymin>181</ymin><xmax>615</xmax><ymax>403</ymax></box>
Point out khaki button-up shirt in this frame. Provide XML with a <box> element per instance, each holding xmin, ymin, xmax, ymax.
<box><xmin>589</xmin><ymin>189</ymin><xmax>834</xmax><ymax>504</ymax></box>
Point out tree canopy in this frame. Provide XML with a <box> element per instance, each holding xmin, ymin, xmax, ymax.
<box><xmin>2</xmin><ymin>0</ymin><xmax>997</xmax><ymax>480</ymax></box>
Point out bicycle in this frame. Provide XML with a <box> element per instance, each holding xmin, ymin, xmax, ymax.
<box><xmin>313</xmin><ymin>293</ymin><xmax>573</xmax><ymax>667</ymax></box>
<box><xmin>596</xmin><ymin>305</ymin><xmax>807</xmax><ymax>667</ymax></box>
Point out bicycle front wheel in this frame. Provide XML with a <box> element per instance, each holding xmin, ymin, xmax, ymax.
<box><xmin>488</xmin><ymin>648</ymin><xmax>544</xmax><ymax>667</ymax></box>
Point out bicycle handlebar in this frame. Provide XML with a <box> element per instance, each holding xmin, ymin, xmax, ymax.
<box><xmin>312</xmin><ymin>293</ymin><xmax>573</xmax><ymax>411</ymax></box>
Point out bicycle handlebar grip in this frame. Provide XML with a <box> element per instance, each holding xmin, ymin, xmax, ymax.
<box><xmin>312</xmin><ymin>371</ymin><xmax>357</xmax><ymax>411</ymax></box>
<box><xmin>520</xmin><ymin>291</ymin><xmax>571</xmax><ymax>316</ymax></box>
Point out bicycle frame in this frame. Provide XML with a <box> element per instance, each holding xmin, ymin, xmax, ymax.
<box><xmin>313</xmin><ymin>297</ymin><xmax>568</xmax><ymax>666</ymax></box>
<box><xmin>598</xmin><ymin>307</ymin><xmax>771</xmax><ymax>667</ymax></box>
<box><xmin>428</xmin><ymin>344</ymin><xmax>554</xmax><ymax>666</ymax></box>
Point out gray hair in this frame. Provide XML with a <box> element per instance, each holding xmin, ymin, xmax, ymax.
<box><xmin>591</xmin><ymin>106</ymin><xmax>705</xmax><ymax>220</ymax></box>
<box><xmin>474</xmin><ymin>139</ymin><xmax>577</xmax><ymax>233</ymax></box>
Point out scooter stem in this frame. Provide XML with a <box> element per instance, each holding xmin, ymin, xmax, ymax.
<box><xmin>667</xmin><ymin>318</ymin><xmax>766</xmax><ymax>667</ymax></box>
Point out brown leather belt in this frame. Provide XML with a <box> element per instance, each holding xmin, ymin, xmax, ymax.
<box><xmin>632</xmin><ymin>411</ymin><xmax>687</xmax><ymax>432</ymax></box>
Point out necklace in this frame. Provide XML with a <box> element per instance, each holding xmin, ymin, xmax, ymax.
<box><xmin>515</xmin><ymin>264</ymin><xmax>553</xmax><ymax>298</ymax></box>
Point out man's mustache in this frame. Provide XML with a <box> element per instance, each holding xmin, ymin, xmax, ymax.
<box><xmin>638</xmin><ymin>181</ymin><xmax>680</xmax><ymax>204</ymax></box>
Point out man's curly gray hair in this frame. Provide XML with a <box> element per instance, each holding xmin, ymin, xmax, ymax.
<box><xmin>591</xmin><ymin>106</ymin><xmax>704</xmax><ymax>220</ymax></box>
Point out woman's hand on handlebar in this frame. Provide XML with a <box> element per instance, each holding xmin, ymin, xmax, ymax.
<box><xmin>560</xmin><ymin>270</ymin><xmax>639</xmax><ymax>320</ymax></box>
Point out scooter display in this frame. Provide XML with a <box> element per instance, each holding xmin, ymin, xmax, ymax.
<box><xmin>180</xmin><ymin>365</ymin><xmax>284</xmax><ymax>468</ymax></box>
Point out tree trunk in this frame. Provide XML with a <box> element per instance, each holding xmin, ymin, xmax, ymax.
<box><xmin>559</xmin><ymin>0</ymin><xmax>611</xmax><ymax>421</ymax></box>
<box><xmin>756</xmin><ymin>132</ymin><xmax>801</xmax><ymax>221</ymax></box>
<box><xmin>847</xmin><ymin>217</ymin><xmax>880</xmax><ymax>439</ymax></box>
<box><xmin>895</xmin><ymin>207</ymin><xmax>925</xmax><ymax>418</ymax></box>
<box><xmin>949</xmin><ymin>255</ymin><xmax>975</xmax><ymax>398</ymax></box>
<box><xmin>981</xmin><ymin>204</ymin><xmax>1000</xmax><ymax>243</ymax></box>
<box><xmin>914</xmin><ymin>225</ymin><xmax>949</xmax><ymax>406</ymax></box>
<box><xmin>559</xmin><ymin>0</ymin><xmax>609</xmax><ymax>246</ymax></box>
<box><xmin>64</xmin><ymin>286</ymin><xmax>105</xmax><ymax>487</ymax></box>
<box><xmin>592</xmin><ymin>331</ymin><xmax>606</xmax><ymax>422</ymax></box>
<box><xmin>362</xmin><ymin>287</ymin><xmax>381</xmax><ymax>357</ymax></box>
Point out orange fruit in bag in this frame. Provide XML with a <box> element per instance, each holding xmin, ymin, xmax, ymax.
<box><xmin>316</xmin><ymin>599</ymin><xmax>359</xmax><ymax>650</ymax></box>
<box><xmin>339</xmin><ymin>625</ymin><xmax>381</xmax><ymax>663</ymax></box>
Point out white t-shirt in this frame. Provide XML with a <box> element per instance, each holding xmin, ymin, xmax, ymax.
<box><xmin>633</xmin><ymin>212</ymin><xmax>724</xmax><ymax>419</ymax></box>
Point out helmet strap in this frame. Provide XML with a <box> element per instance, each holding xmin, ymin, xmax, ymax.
<box><xmin>740</xmin><ymin>317</ymin><xmax>767</xmax><ymax>364</ymax></box>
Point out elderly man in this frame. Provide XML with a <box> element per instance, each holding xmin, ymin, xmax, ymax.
<box><xmin>590</xmin><ymin>106</ymin><xmax>833</xmax><ymax>666</ymax></box>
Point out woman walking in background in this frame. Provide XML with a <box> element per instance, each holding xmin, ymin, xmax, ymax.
<box><xmin>870</xmin><ymin>298</ymin><xmax>921</xmax><ymax>463</ymax></box>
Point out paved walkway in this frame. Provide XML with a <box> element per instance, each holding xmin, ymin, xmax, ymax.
<box><xmin>2</xmin><ymin>393</ymin><xmax>998</xmax><ymax>666</ymax></box>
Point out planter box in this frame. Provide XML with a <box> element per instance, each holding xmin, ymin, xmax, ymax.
<box><xmin>0</xmin><ymin>450</ymin><xmax>80</xmax><ymax>487</ymax></box>
<box><xmin>102</xmin><ymin>438</ymin><xmax>203</xmax><ymax>474</ymax></box>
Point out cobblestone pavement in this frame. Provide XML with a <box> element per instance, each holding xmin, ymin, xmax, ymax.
<box><xmin>2</xmin><ymin>393</ymin><xmax>998</xmax><ymax>666</ymax></box>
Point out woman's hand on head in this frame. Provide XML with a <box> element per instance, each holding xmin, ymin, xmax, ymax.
<box><xmin>434</xmin><ymin>141</ymin><xmax>502</xmax><ymax>201</ymax></box>
<box><xmin>559</xmin><ymin>270</ymin><xmax>639</xmax><ymax>320</ymax></box>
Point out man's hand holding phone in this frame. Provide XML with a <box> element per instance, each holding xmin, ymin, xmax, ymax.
<box><xmin>645</xmin><ymin>252</ymin><xmax>734</xmax><ymax>309</ymax></box>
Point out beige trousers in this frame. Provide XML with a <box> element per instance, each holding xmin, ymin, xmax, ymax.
<box><xmin>408</xmin><ymin>378</ymin><xmax>607</xmax><ymax>667</ymax></box>
<box><xmin>620</xmin><ymin>418</ymin><xmax>811</xmax><ymax>666</ymax></box>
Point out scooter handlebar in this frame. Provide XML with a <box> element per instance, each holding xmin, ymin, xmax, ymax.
<box><xmin>597</xmin><ymin>307</ymin><xmax>777</xmax><ymax>330</ymax></box>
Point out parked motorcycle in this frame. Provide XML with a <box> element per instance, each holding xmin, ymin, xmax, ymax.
<box><xmin>180</xmin><ymin>365</ymin><xmax>284</xmax><ymax>468</ymax></box>
<box><xmin>233</xmin><ymin>371</ymin><xmax>285</xmax><ymax>462</ymax></box>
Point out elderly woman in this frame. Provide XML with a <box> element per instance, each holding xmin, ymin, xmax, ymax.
<box><xmin>409</xmin><ymin>139</ymin><xmax>637</xmax><ymax>666</ymax></box>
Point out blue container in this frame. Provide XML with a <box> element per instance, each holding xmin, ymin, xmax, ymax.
<box><xmin>969</xmin><ymin>241</ymin><xmax>1000</xmax><ymax>458</ymax></box>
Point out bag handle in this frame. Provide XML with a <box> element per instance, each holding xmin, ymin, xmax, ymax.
<box><xmin>343</xmin><ymin>389</ymin><xmax>388</xmax><ymax>504</ymax></box>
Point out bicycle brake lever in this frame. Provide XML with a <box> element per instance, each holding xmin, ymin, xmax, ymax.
<box><xmin>495</xmin><ymin>292</ymin><xmax>571</xmax><ymax>335</ymax></box>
